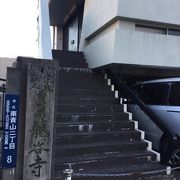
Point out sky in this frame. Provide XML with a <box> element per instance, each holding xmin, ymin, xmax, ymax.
<box><xmin>0</xmin><ymin>0</ymin><xmax>38</xmax><ymax>58</ymax></box>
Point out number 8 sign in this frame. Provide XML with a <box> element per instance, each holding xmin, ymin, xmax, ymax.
<box><xmin>7</xmin><ymin>155</ymin><xmax>12</xmax><ymax>164</ymax></box>
<box><xmin>2</xmin><ymin>94</ymin><xmax>19</xmax><ymax>168</ymax></box>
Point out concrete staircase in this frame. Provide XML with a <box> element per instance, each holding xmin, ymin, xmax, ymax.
<box><xmin>52</xmin><ymin>50</ymin><xmax>177</xmax><ymax>180</ymax></box>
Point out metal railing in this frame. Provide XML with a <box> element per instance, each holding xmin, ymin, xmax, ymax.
<box><xmin>104</xmin><ymin>69</ymin><xmax>180</xmax><ymax>152</ymax></box>
<box><xmin>63</xmin><ymin>166</ymin><xmax>180</xmax><ymax>179</ymax></box>
<box><xmin>72</xmin><ymin>166</ymin><xmax>180</xmax><ymax>178</ymax></box>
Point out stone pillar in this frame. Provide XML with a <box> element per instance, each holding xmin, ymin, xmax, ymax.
<box><xmin>2</xmin><ymin>57</ymin><xmax>58</xmax><ymax>180</ymax></box>
<box><xmin>22</xmin><ymin>61</ymin><xmax>57</xmax><ymax>180</ymax></box>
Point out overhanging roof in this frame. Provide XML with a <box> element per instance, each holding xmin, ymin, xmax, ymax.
<box><xmin>49</xmin><ymin>0</ymin><xmax>84</xmax><ymax>26</ymax></box>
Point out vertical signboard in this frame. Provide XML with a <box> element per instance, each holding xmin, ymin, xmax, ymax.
<box><xmin>2</xmin><ymin>94</ymin><xmax>19</xmax><ymax>168</ymax></box>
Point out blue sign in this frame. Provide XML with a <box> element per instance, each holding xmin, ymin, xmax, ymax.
<box><xmin>2</xmin><ymin>94</ymin><xmax>19</xmax><ymax>168</ymax></box>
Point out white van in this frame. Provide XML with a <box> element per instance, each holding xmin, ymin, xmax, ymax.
<box><xmin>128</xmin><ymin>77</ymin><xmax>180</xmax><ymax>166</ymax></box>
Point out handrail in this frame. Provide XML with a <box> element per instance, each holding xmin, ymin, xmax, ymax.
<box><xmin>105</xmin><ymin>69</ymin><xmax>180</xmax><ymax>147</ymax></box>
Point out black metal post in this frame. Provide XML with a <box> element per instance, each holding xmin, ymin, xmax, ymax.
<box><xmin>63</xmin><ymin>169</ymin><xmax>73</xmax><ymax>180</ymax></box>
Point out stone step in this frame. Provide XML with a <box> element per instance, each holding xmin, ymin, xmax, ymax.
<box><xmin>57</xmin><ymin>97</ymin><xmax>119</xmax><ymax>105</ymax></box>
<box><xmin>55</xmin><ymin>113</ymin><xmax>130</xmax><ymax>123</ymax></box>
<box><xmin>58</xmin><ymin>89</ymin><xmax>115</xmax><ymax>97</ymax></box>
<box><xmin>55</xmin><ymin>150</ymin><xmax>157</xmax><ymax>173</ymax></box>
<box><xmin>72</xmin><ymin>162</ymin><xmax>164</xmax><ymax>179</ymax></box>
<box><xmin>58</xmin><ymin>79</ymin><xmax>109</xmax><ymax>89</ymax></box>
<box><xmin>58</xmin><ymin>60</ymin><xmax>88</xmax><ymax>68</ymax></box>
<box><xmin>55</xmin><ymin>60</ymin><xmax>88</xmax><ymax>68</ymax></box>
<box><xmin>57</xmin><ymin>104</ymin><xmax>124</xmax><ymax>113</ymax></box>
<box><xmin>52</xmin><ymin>50</ymin><xmax>85</xmax><ymax>60</ymax></box>
<box><xmin>59</xmin><ymin>67</ymin><xmax>93</xmax><ymax>74</ymax></box>
<box><xmin>54</xmin><ymin>141</ymin><xmax>148</xmax><ymax>157</ymax></box>
<box><xmin>55</xmin><ymin>130</ymin><xmax>141</xmax><ymax>145</ymax></box>
<box><xmin>52</xmin><ymin>50</ymin><xmax>88</xmax><ymax>68</ymax></box>
<box><xmin>55</xmin><ymin>120</ymin><xmax>134</xmax><ymax>133</ymax></box>
<box><xmin>67</xmin><ymin>175</ymin><xmax>176</xmax><ymax>180</ymax></box>
<box><xmin>58</xmin><ymin>70</ymin><xmax>105</xmax><ymax>83</ymax></box>
<box><xmin>58</xmin><ymin>70</ymin><xmax>103</xmax><ymax>78</ymax></box>
<box><xmin>58</xmin><ymin>61</ymin><xmax>87</xmax><ymax>68</ymax></box>
<box><xmin>144</xmin><ymin>174</ymin><xmax>179</xmax><ymax>180</ymax></box>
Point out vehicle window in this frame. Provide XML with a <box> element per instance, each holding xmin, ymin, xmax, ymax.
<box><xmin>169</xmin><ymin>82</ymin><xmax>180</xmax><ymax>106</ymax></box>
<box><xmin>140</xmin><ymin>83</ymin><xmax>169</xmax><ymax>105</ymax></box>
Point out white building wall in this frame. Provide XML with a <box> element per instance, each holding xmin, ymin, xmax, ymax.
<box><xmin>118</xmin><ymin>0</ymin><xmax>180</xmax><ymax>25</ymax></box>
<box><xmin>38</xmin><ymin>0</ymin><xmax>52</xmax><ymax>59</ymax></box>
<box><xmin>80</xmin><ymin>0</ymin><xmax>180</xmax><ymax>68</ymax></box>
<box><xmin>82</xmin><ymin>0</ymin><xmax>118</xmax><ymax>37</ymax></box>
<box><xmin>80</xmin><ymin>0</ymin><xmax>118</xmax><ymax>49</ymax></box>
<box><xmin>114</xmin><ymin>26</ymin><xmax>180</xmax><ymax>67</ymax></box>
<box><xmin>0</xmin><ymin>58</ymin><xmax>15</xmax><ymax>79</ymax></box>
<box><xmin>84</xmin><ymin>30</ymin><xmax>116</xmax><ymax>68</ymax></box>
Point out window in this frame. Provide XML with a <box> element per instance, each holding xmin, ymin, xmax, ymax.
<box><xmin>169</xmin><ymin>82</ymin><xmax>180</xmax><ymax>106</ymax></box>
<box><xmin>135</xmin><ymin>24</ymin><xmax>167</xmax><ymax>35</ymax></box>
<box><xmin>135</xmin><ymin>24</ymin><xmax>180</xmax><ymax>37</ymax></box>
<box><xmin>168</xmin><ymin>29</ymin><xmax>180</xmax><ymax>36</ymax></box>
<box><xmin>140</xmin><ymin>83</ymin><xmax>170</xmax><ymax>105</ymax></box>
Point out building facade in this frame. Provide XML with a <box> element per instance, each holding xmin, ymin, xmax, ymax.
<box><xmin>1</xmin><ymin>1</ymin><xmax>180</xmax><ymax>179</ymax></box>
<box><xmin>48</xmin><ymin>0</ymin><xmax>180</xmax><ymax>72</ymax></box>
